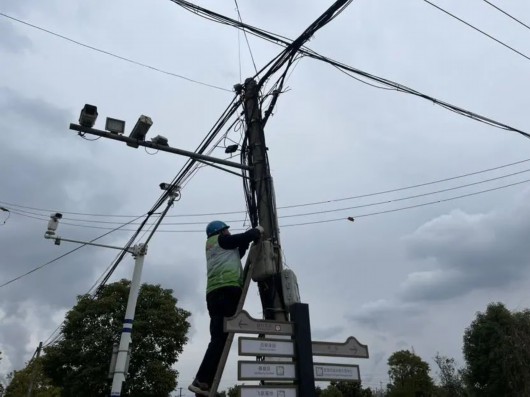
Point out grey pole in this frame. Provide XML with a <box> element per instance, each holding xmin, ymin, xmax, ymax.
<box><xmin>243</xmin><ymin>78</ymin><xmax>286</xmax><ymax>321</ymax></box>
<box><xmin>26</xmin><ymin>342</ymin><xmax>42</xmax><ymax>397</ymax></box>
<box><xmin>110</xmin><ymin>244</ymin><xmax>146</xmax><ymax>396</ymax></box>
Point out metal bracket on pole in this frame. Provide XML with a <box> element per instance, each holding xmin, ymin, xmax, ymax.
<box><xmin>69</xmin><ymin>124</ymin><xmax>251</xmax><ymax>171</ymax></box>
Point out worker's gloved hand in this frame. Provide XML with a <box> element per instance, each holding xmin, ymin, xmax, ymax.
<box><xmin>256</xmin><ymin>225</ymin><xmax>265</xmax><ymax>234</ymax></box>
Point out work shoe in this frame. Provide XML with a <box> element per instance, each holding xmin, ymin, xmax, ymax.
<box><xmin>188</xmin><ymin>379</ymin><xmax>209</xmax><ymax>396</ymax></box>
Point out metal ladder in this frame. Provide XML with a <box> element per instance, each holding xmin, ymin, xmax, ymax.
<box><xmin>208</xmin><ymin>251</ymin><xmax>256</xmax><ymax>397</ymax></box>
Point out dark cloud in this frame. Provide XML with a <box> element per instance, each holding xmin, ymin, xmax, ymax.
<box><xmin>401</xmin><ymin>194</ymin><xmax>530</xmax><ymax>302</ymax></box>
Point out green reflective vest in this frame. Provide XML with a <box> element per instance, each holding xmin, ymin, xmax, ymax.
<box><xmin>205</xmin><ymin>234</ymin><xmax>243</xmax><ymax>294</ymax></box>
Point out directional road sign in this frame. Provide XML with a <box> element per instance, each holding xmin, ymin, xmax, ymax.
<box><xmin>312</xmin><ymin>336</ymin><xmax>369</xmax><ymax>358</ymax></box>
<box><xmin>313</xmin><ymin>363</ymin><xmax>360</xmax><ymax>381</ymax></box>
<box><xmin>225</xmin><ymin>310</ymin><xmax>294</xmax><ymax>335</ymax></box>
<box><xmin>238</xmin><ymin>361</ymin><xmax>296</xmax><ymax>380</ymax></box>
<box><xmin>240</xmin><ymin>385</ymin><xmax>297</xmax><ymax>397</ymax></box>
<box><xmin>238</xmin><ymin>337</ymin><xmax>295</xmax><ymax>357</ymax></box>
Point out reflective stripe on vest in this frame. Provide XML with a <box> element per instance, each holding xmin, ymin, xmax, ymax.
<box><xmin>205</xmin><ymin>234</ymin><xmax>243</xmax><ymax>294</ymax></box>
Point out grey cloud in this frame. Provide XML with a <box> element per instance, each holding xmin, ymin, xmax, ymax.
<box><xmin>347</xmin><ymin>299</ymin><xmax>422</xmax><ymax>331</ymax></box>
<box><xmin>400</xmin><ymin>195</ymin><xmax>530</xmax><ymax>302</ymax></box>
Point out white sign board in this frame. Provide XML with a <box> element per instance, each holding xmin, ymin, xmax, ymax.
<box><xmin>238</xmin><ymin>361</ymin><xmax>296</xmax><ymax>380</ymax></box>
<box><xmin>225</xmin><ymin>310</ymin><xmax>293</xmax><ymax>335</ymax></box>
<box><xmin>313</xmin><ymin>363</ymin><xmax>360</xmax><ymax>381</ymax></box>
<box><xmin>240</xmin><ymin>385</ymin><xmax>297</xmax><ymax>397</ymax></box>
<box><xmin>312</xmin><ymin>336</ymin><xmax>369</xmax><ymax>358</ymax></box>
<box><xmin>239</xmin><ymin>337</ymin><xmax>295</xmax><ymax>357</ymax></box>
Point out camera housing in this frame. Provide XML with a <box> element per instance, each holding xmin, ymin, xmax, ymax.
<box><xmin>79</xmin><ymin>104</ymin><xmax>98</xmax><ymax>128</ymax></box>
<box><xmin>127</xmin><ymin>115</ymin><xmax>153</xmax><ymax>148</ymax></box>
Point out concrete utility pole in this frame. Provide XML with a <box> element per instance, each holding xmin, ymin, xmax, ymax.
<box><xmin>243</xmin><ymin>78</ymin><xmax>286</xmax><ymax>321</ymax></box>
<box><xmin>26</xmin><ymin>342</ymin><xmax>42</xmax><ymax>397</ymax></box>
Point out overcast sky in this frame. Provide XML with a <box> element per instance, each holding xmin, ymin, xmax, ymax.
<box><xmin>1</xmin><ymin>0</ymin><xmax>530</xmax><ymax>394</ymax></box>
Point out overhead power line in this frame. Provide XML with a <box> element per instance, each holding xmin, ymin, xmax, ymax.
<box><xmin>3</xmin><ymin>157</ymin><xmax>530</xmax><ymax>220</ymax></box>
<box><xmin>0</xmin><ymin>12</ymin><xmax>231</xmax><ymax>92</ymax></box>
<box><xmin>6</xmin><ymin>177</ymin><xmax>529</xmax><ymax>233</ymax></box>
<box><xmin>233</xmin><ymin>0</ymin><xmax>258</xmax><ymax>74</ymax></box>
<box><xmin>423</xmin><ymin>0</ymin><xmax>530</xmax><ymax>62</ymax></box>
<box><xmin>170</xmin><ymin>0</ymin><xmax>530</xmax><ymax>140</ymax></box>
<box><xmin>482</xmin><ymin>0</ymin><xmax>530</xmax><ymax>31</ymax></box>
<box><xmin>7</xmin><ymin>165</ymin><xmax>530</xmax><ymax>225</ymax></box>
<box><xmin>281</xmin><ymin>178</ymin><xmax>530</xmax><ymax>227</ymax></box>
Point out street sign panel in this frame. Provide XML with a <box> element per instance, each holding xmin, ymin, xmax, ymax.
<box><xmin>239</xmin><ymin>337</ymin><xmax>295</xmax><ymax>357</ymax></box>
<box><xmin>240</xmin><ymin>385</ymin><xmax>297</xmax><ymax>397</ymax></box>
<box><xmin>225</xmin><ymin>310</ymin><xmax>294</xmax><ymax>335</ymax></box>
<box><xmin>238</xmin><ymin>361</ymin><xmax>296</xmax><ymax>380</ymax></box>
<box><xmin>313</xmin><ymin>363</ymin><xmax>360</xmax><ymax>381</ymax></box>
<box><xmin>312</xmin><ymin>336</ymin><xmax>369</xmax><ymax>358</ymax></box>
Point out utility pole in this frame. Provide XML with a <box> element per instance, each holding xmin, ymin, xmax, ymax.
<box><xmin>26</xmin><ymin>342</ymin><xmax>42</xmax><ymax>397</ymax></box>
<box><xmin>243</xmin><ymin>78</ymin><xmax>286</xmax><ymax>322</ymax></box>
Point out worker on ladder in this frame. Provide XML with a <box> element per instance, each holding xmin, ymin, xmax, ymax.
<box><xmin>189</xmin><ymin>220</ymin><xmax>263</xmax><ymax>396</ymax></box>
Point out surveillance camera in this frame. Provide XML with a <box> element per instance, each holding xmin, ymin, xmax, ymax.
<box><xmin>159</xmin><ymin>183</ymin><xmax>170</xmax><ymax>191</ymax></box>
<box><xmin>79</xmin><ymin>104</ymin><xmax>98</xmax><ymax>128</ymax></box>
<box><xmin>46</xmin><ymin>212</ymin><xmax>63</xmax><ymax>235</ymax></box>
<box><xmin>151</xmin><ymin>135</ymin><xmax>169</xmax><ymax>146</ymax></box>
<box><xmin>127</xmin><ymin>115</ymin><xmax>153</xmax><ymax>148</ymax></box>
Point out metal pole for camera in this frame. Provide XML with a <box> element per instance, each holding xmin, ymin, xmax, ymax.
<box><xmin>110</xmin><ymin>243</ymin><xmax>146</xmax><ymax>396</ymax></box>
<box><xmin>44</xmin><ymin>186</ymin><xmax>180</xmax><ymax>397</ymax></box>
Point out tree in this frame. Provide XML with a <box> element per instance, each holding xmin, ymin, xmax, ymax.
<box><xmin>4</xmin><ymin>358</ymin><xmax>61</xmax><ymax>397</ymax></box>
<box><xmin>433</xmin><ymin>353</ymin><xmax>467</xmax><ymax>397</ymax></box>
<box><xmin>321</xmin><ymin>384</ymin><xmax>343</xmax><ymax>397</ymax></box>
<box><xmin>331</xmin><ymin>381</ymin><xmax>374</xmax><ymax>397</ymax></box>
<box><xmin>387</xmin><ymin>350</ymin><xmax>434</xmax><ymax>397</ymax></box>
<box><xmin>223</xmin><ymin>384</ymin><xmax>241</xmax><ymax>397</ymax></box>
<box><xmin>463</xmin><ymin>302</ymin><xmax>530</xmax><ymax>397</ymax></box>
<box><xmin>42</xmin><ymin>280</ymin><xmax>191</xmax><ymax>397</ymax></box>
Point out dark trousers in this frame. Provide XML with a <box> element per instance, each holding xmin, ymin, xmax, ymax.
<box><xmin>195</xmin><ymin>286</ymin><xmax>242</xmax><ymax>386</ymax></box>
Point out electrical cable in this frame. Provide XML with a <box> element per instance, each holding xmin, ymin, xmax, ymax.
<box><xmin>0</xmin><ymin>214</ymin><xmax>145</xmax><ymax>289</ymax></box>
<box><xmin>170</xmin><ymin>0</ymin><xmax>530</xmax><ymax>140</ymax></box>
<box><xmin>12</xmin><ymin>170</ymin><xmax>528</xmax><ymax>233</ymax></box>
<box><xmin>281</xmin><ymin>177</ymin><xmax>530</xmax><ymax>227</ymax></box>
<box><xmin>3</xmin><ymin>157</ymin><xmax>530</xmax><ymax>220</ymax></box>
<box><xmin>91</xmin><ymin>95</ymin><xmax>243</xmax><ymax>292</ymax></box>
<box><xmin>108</xmin><ymin>177</ymin><xmax>530</xmax><ymax>230</ymax></box>
<box><xmin>36</xmin><ymin>86</ymin><xmax>246</xmax><ymax>349</ymax></box>
<box><xmin>482</xmin><ymin>0</ymin><xmax>530</xmax><ymax>31</ymax></box>
<box><xmin>234</xmin><ymin>0</ymin><xmax>258</xmax><ymax>74</ymax></box>
<box><xmin>423</xmin><ymin>0</ymin><xmax>530</xmax><ymax>62</ymax></box>
<box><xmin>0</xmin><ymin>12</ymin><xmax>231</xmax><ymax>92</ymax></box>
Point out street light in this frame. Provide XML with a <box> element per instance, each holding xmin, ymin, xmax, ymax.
<box><xmin>105</xmin><ymin>117</ymin><xmax>126</xmax><ymax>134</ymax></box>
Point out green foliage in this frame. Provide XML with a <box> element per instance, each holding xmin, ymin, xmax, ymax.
<box><xmin>4</xmin><ymin>358</ymin><xmax>61</xmax><ymax>397</ymax></box>
<box><xmin>387</xmin><ymin>350</ymin><xmax>434</xmax><ymax>397</ymax></box>
<box><xmin>42</xmin><ymin>280</ymin><xmax>191</xmax><ymax>397</ymax></box>
<box><xmin>321</xmin><ymin>385</ymin><xmax>343</xmax><ymax>397</ymax></box>
<box><xmin>224</xmin><ymin>384</ymin><xmax>241</xmax><ymax>397</ymax></box>
<box><xmin>433</xmin><ymin>353</ymin><xmax>467</xmax><ymax>397</ymax></box>
<box><xmin>330</xmin><ymin>381</ymin><xmax>373</xmax><ymax>397</ymax></box>
<box><xmin>318</xmin><ymin>382</ymin><xmax>373</xmax><ymax>397</ymax></box>
<box><xmin>463</xmin><ymin>302</ymin><xmax>530</xmax><ymax>397</ymax></box>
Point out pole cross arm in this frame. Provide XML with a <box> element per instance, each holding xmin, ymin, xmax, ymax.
<box><xmin>69</xmin><ymin>124</ymin><xmax>251</xmax><ymax>171</ymax></box>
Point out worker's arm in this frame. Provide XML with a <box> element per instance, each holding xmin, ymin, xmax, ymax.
<box><xmin>218</xmin><ymin>229</ymin><xmax>261</xmax><ymax>257</ymax></box>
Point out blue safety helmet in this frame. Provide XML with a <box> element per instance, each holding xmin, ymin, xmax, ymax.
<box><xmin>206</xmin><ymin>220</ymin><xmax>229</xmax><ymax>237</ymax></box>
